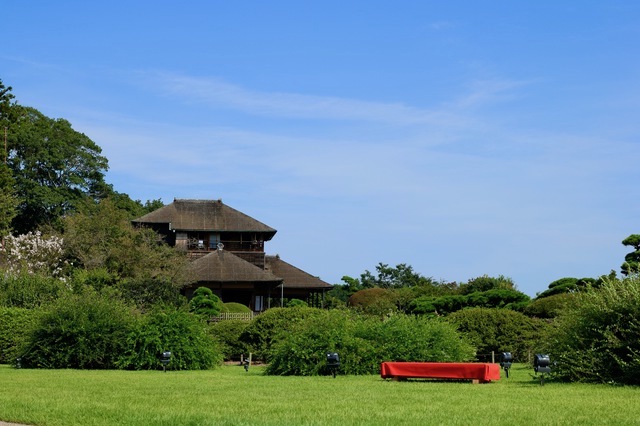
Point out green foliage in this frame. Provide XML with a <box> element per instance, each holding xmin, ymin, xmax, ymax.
<box><xmin>117</xmin><ymin>276</ymin><xmax>186</xmax><ymax>310</ymax></box>
<box><xmin>459</xmin><ymin>275</ymin><xmax>515</xmax><ymax>295</ymax></box>
<box><xmin>62</xmin><ymin>199</ymin><xmax>191</xmax><ymax>309</ymax></box>
<box><xmin>447</xmin><ymin>307</ymin><xmax>548</xmax><ymax>361</ymax></box>
<box><xmin>409</xmin><ymin>289</ymin><xmax>530</xmax><ymax>315</ymax></box>
<box><xmin>118</xmin><ymin>306</ymin><xmax>222</xmax><ymax>370</ymax></box>
<box><xmin>524</xmin><ymin>293</ymin><xmax>575</xmax><ymax>319</ymax></box>
<box><xmin>347</xmin><ymin>287</ymin><xmax>397</xmax><ymax>316</ymax></box>
<box><xmin>239</xmin><ymin>307</ymin><xmax>324</xmax><ymax>361</ymax></box>
<box><xmin>360</xmin><ymin>263</ymin><xmax>436</xmax><ymax>289</ymax></box>
<box><xmin>222</xmin><ymin>302</ymin><xmax>252</xmax><ymax>313</ymax></box>
<box><xmin>0</xmin><ymin>272</ymin><xmax>70</xmax><ymax>308</ymax></box>
<box><xmin>20</xmin><ymin>288</ymin><xmax>136</xmax><ymax>369</ymax></box>
<box><xmin>0</xmin><ymin>162</ymin><xmax>18</xmax><ymax>238</ymax></box>
<box><xmin>209</xmin><ymin>319</ymin><xmax>250</xmax><ymax>360</ymax></box>
<box><xmin>0</xmin><ymin>306</ymin><xmax>41</xmax><ymax>363</ymax></box>
<box><xmin>621</xmin><ymin>234</ymin><xmax>640</xmax><ymax>276</ymax></box>
<box><xmin>285</xmin><ymin>298</ymin><xmax>308</xmax><ymax>308</ymax></box>
<box><xmin>548</xmin><ymin>276</ymin><xmax>640</xmax><ymax>384</ymax></box>
<box><xmin>189</xmin><ymin>287</ymin><xmax>223</xmax><ymax>317</ymax></box>
<box><xmin>266</xmin><ymin>312</ymin><xmax>475</xmax><ymax>376</ymax></box>
<box><xmin>69</xmin><ymin>267</ymin><xmax>118</xmax><ymax>292</ymax></box>
<box><xmin>8</xmin><ymin>105</ymin><xmax>109</xmax><ymax>233</ymax></box>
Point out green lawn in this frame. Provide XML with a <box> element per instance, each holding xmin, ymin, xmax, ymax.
<box><xmin>1</xmin><ymin>363</ymin><xmax>639</xmax><ymax>425</ymax></box>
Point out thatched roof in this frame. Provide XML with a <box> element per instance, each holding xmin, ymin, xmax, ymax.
<box><xmin>132</xmin><ymin>199</ymin><xmax>277</xmax><ymax>237</ymax></box>
<box><xmin>265</xmin><ymin>255</ymin><xmax>333</xmax><ymax>290</ymax></box>
<box><xmin>191</xmin><ymin>251</ymin><xmax>282</xmax><ymax>283</ymax></box>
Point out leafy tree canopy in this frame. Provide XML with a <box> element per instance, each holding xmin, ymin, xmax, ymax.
<box><xmin>7</xmin><ymin>105</ymin><xmax>109</xmax><ymax>233</ymax></box>
<box><xmin>621</xmin><ymin>234</ymin><xmax>640</xmax><ymax>276</ymax></box>
<box><xmin>459</xmin><ymin>275</ymin><xmax>516</xmax><ymax>295</ymax></box>
<box><xmin>360</xmin><ymin>263</ymin><xmax>437</xmax><ymax>289</ymax></box>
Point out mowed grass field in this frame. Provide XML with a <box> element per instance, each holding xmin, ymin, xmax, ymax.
<box><xmin>1</xmin><ymin>363</ymin><xmax>639</xmax><ymax>425</ymax></box>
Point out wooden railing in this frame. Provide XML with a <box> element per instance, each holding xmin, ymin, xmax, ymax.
<box><xmin>212</xmin><ymin>312</ymin><xmax>255</xmax><ymax>322</ymax></box>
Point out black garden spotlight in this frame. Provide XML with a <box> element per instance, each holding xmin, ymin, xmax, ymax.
<box><xmin>160</xmin><ymin>351</ymin><xmax>172</xmax><ymax>372</ymax></box>
<box><xmin>500</xmin><ymin>352</ymin><xmax>513</xmax><ymax>378</ymax></box>
<box><xmin>533</xmin><ymin>354</ymin><xmax>551</xmax><ymax>385</ymax></box>
<box><xmin>326</xmin><ymin>352</ymin><xmax>340</xmax><ymax>378</ymax></box>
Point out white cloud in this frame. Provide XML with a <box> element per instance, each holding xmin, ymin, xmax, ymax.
<box><xmin>140</xmin><ymin>72</ymin><xmax>512</xmax><ymax>126</ymax></box>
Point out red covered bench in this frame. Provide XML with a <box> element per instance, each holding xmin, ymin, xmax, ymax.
<box><xmin>380</xmin><ymin>362</ymin><xmax>500</xmax><ymax>384</ymax></box>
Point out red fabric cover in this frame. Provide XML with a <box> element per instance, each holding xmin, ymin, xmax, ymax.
<box><xmin>380</xmin><ymin>362</ymin><xmax>501</xmax><ymax>382</ymax></box>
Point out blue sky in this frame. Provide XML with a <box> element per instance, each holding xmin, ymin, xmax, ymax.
<box><xmin>2</xmin><ymin>1</ymin><xmax>639</xmax><ymax>296</ymax></box>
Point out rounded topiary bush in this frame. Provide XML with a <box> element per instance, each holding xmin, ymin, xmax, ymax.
<box><xmin>189</xmin><ymin>286</ymin><xmax>223</xmax><ymax>317</ymax></box>
<box><xmin>20</xmin><ymin>288</ymin><xmax>136</xmax><ymax>369</ymax></box>
<box><xmin>348</xmin><ymin>288</ymin><xmax>397</xmax><ymax>316</ymax></box>
<box><xmin>523</xmin><ymin>293</ymin><xmax>575</xmax><ymax>319</ymax></box>
<box><xmin>266</xmin><ymin>312</ymin><xmax>475</xmax><ymax>376</ymax></box>
<box><xmin>118</xmin><ymin>305</ymin><xmax>222</xmax><ymax>370</ymax></box>
<box><xmin>222</xmin><ymin>302</ymin><xmax>252</xmax><ymax>313</ymax></box>
<box><xmin>286</xmin><ymin>298</ymin><xmax>308</xmax><ymax>308</ymax></box>
<box><xmin>547</xmin><ymin>276</ymin><xmax>640</xmax><ymax>384</ymax></box>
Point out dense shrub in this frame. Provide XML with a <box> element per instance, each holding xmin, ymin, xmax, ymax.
<box><xmin>524</xmin><ymin>293</ymin><xmax>575</xmax><ymax>319</ymax></box>
<box><xmin>286</xmin><ymin>298</ymin><xmax>308</xmax><ymax>308</ymax></box>
<box><xmin>0</xmin><ymin>272</ymin><xmax>70</xmax><ymax>308</ymax></box>
<box><xmin>347</xmin><ymin>288</ymin><xmax>397</xmax><ymax>316</ymax></box>
<box><xmin>117</xmin><ymin>276</ymin><xmax>186</xmax><ymax>310</ymax></box>
<box><xmin>0</xmin><ymin>307</ymin><xmax>41</xmax><ymax>363</ymax></box>
<box><xmin>20</xmin><ymin>288</ymin><xmax>136</xmax><ymax>369</ymax></box>
<box><xmin>209</xmin><ymin>319</ymin><xmax>250</xmax><ymax>361</ymax></box>
<box><xmin>118</xmin><ymin>305</ymin><xmax>222</xmax><ymax>370</ymax></box>
<box><xmin>239</xmin><ymin>307</ymin><xmax>324</xmax><ymax>361</ymax></box>
<box><xmin>266</xmin><ymin>309</ymin><xmax>371</xmax><ymax>375</ymax></box>
<box><xmin>358</xmin><ymin>314</ymin><xmax>475</xmax><ymax>364</ymax></box>
<box><xmin>446</xmin><ymin>307</ymin><xmax>549</xmax><ymax>362</ymax></box>
<box><xmin>222</xmin><ymin>302</ymin><xmax>252</xmax><ymax>313</ymax></box>
<box><xmin>548</xmin><ymin>276</ymin><xmax>640</xmax><ymax>384</ymax></box>
<box><xmin>266</xmin><ymin>312</ymin><xmax>475</xmax><ymax>376</ymax></box>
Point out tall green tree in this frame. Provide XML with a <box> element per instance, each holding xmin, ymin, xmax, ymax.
<box><xmin>360</xmin><ymin>263</ymin><xmax>437</xmax><ymax>289</ymax></box>
<box><xmin>7</xmin><ymin>105</ymin><xmax>109</xmax><ymax>233</ymax></box>
<box><xmin>0</xmin><ymin>79</ymin><xmax>17</xmax><ymax>126</ymax></box>
<box><xmin>0</xmin><ymin>80</ymin><xmax>18</xmax><ymax>241</ymax></box>
<box><xmin>0</xmin><ymin>162</ymin><xmax>18</xmax><ymax>242</ymax></box>
<box><xmin>621</xmin><ymin>234</ymin><xmax>640</xmax><ymax>276</ymax></box>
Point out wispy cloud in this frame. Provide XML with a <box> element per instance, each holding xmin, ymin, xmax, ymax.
<box><xmin>137</xmin><ymin>72</ymin><xmax>525</xmax><ymax>126</ymax></box>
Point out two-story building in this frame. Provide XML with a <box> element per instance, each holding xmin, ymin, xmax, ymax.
<box><xmin>132</xmin><ymin>199</ymin><xmax>332</xmax><ymax>311</ymax></box>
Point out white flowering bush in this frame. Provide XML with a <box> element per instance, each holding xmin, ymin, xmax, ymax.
<box><xmin>3</xmin><ymin>231</ymin><xmax>66</xmax><ymax>277</ymax></box>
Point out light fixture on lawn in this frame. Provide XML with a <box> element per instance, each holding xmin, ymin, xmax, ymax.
<box><xmin>326</xmin><ymin>352</ymin><xmax>340</xmax><ymax>378</ymax></box>
<box><xmin>533</xmin><ymin>353</ymin><xmax>551</xmax><ymax>385</ymax></box>
<box><xmin>500</xmin><ymin>352</ymin><xmax>513</xmax><ymax>378</ymax></box>
<box><xmin>15</xmin><ymin>357</ymin><xmax>22</xmax><ymax>369</ymax></box>
<box><xmin>160</xmin><ymin>351</ymin><xmax>172</xmax><ymax>372</ymax></box>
